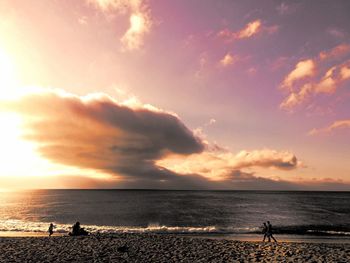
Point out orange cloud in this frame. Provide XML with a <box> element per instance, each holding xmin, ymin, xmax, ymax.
<box><xmin>219</xmin><ymin>53</ymin><xmax>235</xmax><ymax>67</ymax></box>
<box><xmin>319</xmin><ymin>44</ymin><xmax>350</xmax><ymax>60</ymax></box>
<box><xmin>217</xmin><ymin>19</ymin><xmax>277</xmax><ymax>42</ymax></box>
<box><xmin>309</xmin><ymin>119</ymin><xmax>350</xmax><ymax>135</ymax></box>
<box><xmin>340</xmin><ymin>65</ymin><xmax>350</xmax><ymax>79</ymax></box>
<box><xmin>157</xmin><ymin>148</ymin><xmax>300</xmax><ymax>181</ymax></box>
<box><xmin>237</xmin><ymin>20</ymin><xmax>262</xmax><ymax>39</ymax></box>
<box><xmin>280</xmin><ymin>59</ymin><xmax>316</xmax><ymax>91</ymax></box>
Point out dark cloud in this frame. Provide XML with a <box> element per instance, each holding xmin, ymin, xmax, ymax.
<box><xmin>7</xmin><ymin>90</ymin><xmax>205</xmax><ymax>187</ymax></box>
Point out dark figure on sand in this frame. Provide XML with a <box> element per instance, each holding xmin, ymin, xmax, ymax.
<box><xmin>262</xmin><ymin>222</ymin><xmax>268</xmax><ymax>242</ymax></box>
<box><xmin>48</xmin><ymin>223</ymin><xmax>54</xmax><ymax>237</ymax></box>
<box><xmin>266</xmin><ymin>221</ymin><xmax>277</xmax><ymax>242</ymax></box>
<box><xmin>117</xmin><ymin>244</ymin><xmax>129</xmax><ymax>257</ymax></box>
<box><xmin>69</xmin><ymin>221</ymin><xmax>89</xmax><ymax>236</ymax></box>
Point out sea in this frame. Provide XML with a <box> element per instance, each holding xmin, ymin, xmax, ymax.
<box><xmin>0</xmin><ymin>190</ymin><xmax>350</xmax><ymax>242</ymax></box>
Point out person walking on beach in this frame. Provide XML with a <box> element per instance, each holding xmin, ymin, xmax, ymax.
<box><xmin>48</xmin><ymin>223</ymin><xmax>54</xmax><ymax>237</ymax></box>
<box><xmin>262</xmin><ymin>222</ymin><xmax>269</xmax><ymax>242</ymax></box>
<box><xmin>267</xmin><ymin>221</ymin><xmax>277</xmax><ymax>242</ymax></box>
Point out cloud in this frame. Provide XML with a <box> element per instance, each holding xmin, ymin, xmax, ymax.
<box><xmin>219</xmin><ymin>53</ymin><xmax>235</xmax><ymax>67</ymax></box>
<box><xmin>4</xmin><ymin>89</ymin><xmax>207</xmax><ymax>187</ymax></box>
<box><xmin>280</xmin><ymin>63</ymin><xmax>350</xmax><ymax>110</ymax></box>
<box><xmin>340</xmin><ymin>64</ymin><xmax>350</xmax><ymax>79</ymax></box>
<box><xmin>206</xmin><ymin>118</ymin><xmax>216</xmax><ymax>126</ymax></box>
<box><xmin>308</xmin><ymin>119</ymin><xmax>350</xmax><ymax>135</ymax></box>
<box><xmin>279</xmin><ymin>44</ymin><xmax>350</xmax><ymax>111</ymax></box>
<box><xmin>327</xmin><ymin>27</ymin><xmax>346</xmax><ymax>39</ymax></box>
<box><xmin>319</xmin><ymin>44</ymin><xmax>350</xmax><ymax>61</ymax></box>
<box><xmin>195</xmin><ymin>52</ymin><xmax>209</xmax><ymax>79</ymax></box>
<box><xmin>120</xmin><ymin>12</ymin><xmax>151</xmax><ymax>50</ymax></box>
<box><xmin>218</xmin><ymin>19</ymin><xmax>277</xmax><ymax>42</ymax></box>
<box><xmin>280</xmin><ymin>59</ymin><xmax>316</xmax><ymax>91</ymax></box>
<box><xmin>232</xmin><ymin>149</ymin><xmax>299</xmax><ymax>170</ymax></box>
<box><xmin>88</xmin><ymin>0</ymin><xmax>152</xmax><ymax>51</ymax></box>
<box><xmin>157</xmin><ymin>148</ymin><xmax>300</xmax><ymax>181</ymax></box>
<box><xmin>236</xmin><ymin>19</ymin><xmax>262</xmax><ymax>39</ymax></box>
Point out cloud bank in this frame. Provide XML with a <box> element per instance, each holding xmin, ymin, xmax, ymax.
<box><xmin>4</xmin><ymin>89</ymin><xmax>207</xmax><ymax>187</ymax></box>
<box><xmin>0</xmin><ymin>89</ymin><xmax>308</xmax><ymax>189</ymax></box>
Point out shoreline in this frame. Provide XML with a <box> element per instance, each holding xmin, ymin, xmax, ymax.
<box><xmin>0</xmin><ymin>233</ymin><xmax>349</xmax><ymax>262</ymax></box>
<box><xmin>1</xmin><ymin>231</ymin><xmax>350</xmax><ymax>243</ymax></box>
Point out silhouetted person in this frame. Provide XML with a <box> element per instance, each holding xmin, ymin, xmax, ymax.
<box><xmin>48</xmin><ymin>223</ymin><xmax>54</xmax><ymax>237</ymax></box>
<box><xmin>69</xmin><ymin>221</ymin><xmax>89</xmax><ymax>236</ymax></box>
<box><xmin>267</xmin><ymin>221</ymin><xmax>277</xmax><ymax>242</ymax></box>
<box><xmin>262</xmin><ymin>222</ymin><xmax>269</xmax><ymax>242</ymax></box>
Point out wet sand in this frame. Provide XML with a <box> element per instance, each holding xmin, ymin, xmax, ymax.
<box><xmin>0</xmin><ymin>233</ymin><xmax>349</xmax><ymax>262</ymax></box>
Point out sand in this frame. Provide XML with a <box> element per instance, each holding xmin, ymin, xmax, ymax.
<box><xmin>0</xmin><ymin>233</ymin><xmax>349</xmax><ymax>262</ymax></box>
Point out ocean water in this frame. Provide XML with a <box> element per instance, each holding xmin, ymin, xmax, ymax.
<box><xmin>0</xmin><ymin>190</ymin><xmax>350</xmax><ymax>239</ymax></box>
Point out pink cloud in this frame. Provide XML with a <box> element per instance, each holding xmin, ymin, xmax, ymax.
<box><xmin>319</xmin><ymin>44</ymin><xmax>350</xmax><ymax>61</ymax></box>
<box><xmin>236</xmin><ymin>19</ymin><xmax>262</xmax><ymax>39</ymax></box>
<box><xmin>280</xmin><ymin>62</ymin><xmax>350</xmax><ymax>110</ymax></box>
<box><xmin>309</xmin><ymin>119</ymin><xmax>350</xmax><ymax>135</ymax></box>
<box><xmin>217</xmin><ymin>19</ymin><xmax>277</xmax><ymax>42</ymax></box>
<box><xmin>219</xmin><ymin>53</ymin><xmax>235</xmax><ymax>67</ymax></box>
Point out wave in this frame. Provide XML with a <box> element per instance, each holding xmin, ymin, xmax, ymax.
<box><xmin>1</xmin><ymin>220</ymin><xmax>350</xmax><ymax>236</ymax></box>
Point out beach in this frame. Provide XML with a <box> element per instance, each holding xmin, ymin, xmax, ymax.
<box><xmin>0</xmin><ymin>233</ymin><xmax>349</xmax><ymax>262</ymax></box>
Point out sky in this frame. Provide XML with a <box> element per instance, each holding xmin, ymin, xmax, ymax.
<box><xmin>0</xmin><ymin>0</ymin><xmax>349</xmax><ymax>190</ymax></box>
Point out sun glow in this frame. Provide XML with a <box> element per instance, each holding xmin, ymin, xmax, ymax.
<box><xmin>0</xmin><ymin>48</ymin><xmax>21</xmax><ymax>99</ymax></box>
<box><xmin>0</xmin><ymin>46</ymin><xmax>115</xmax><ymax>186</ymax></box>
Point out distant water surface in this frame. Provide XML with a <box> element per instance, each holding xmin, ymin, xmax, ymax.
<box><xmin>0</xmin><ymin>190</ymin><xmax>349</xmax><ymax>240</ymax></box>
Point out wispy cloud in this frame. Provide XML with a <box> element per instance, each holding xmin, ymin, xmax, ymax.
<box><xmin>319</xmin><ymin>44</ymin><xmax>350</xmax><ymax>61</ymax></box>
<box><xmin>309</xmin><ymin>119</ymin><xmax>350</xmax><ymax>135</ymax></box>
<box><xmin>87</xmin><ymin>0</ymin><xmax>152</xmax><ymax>51</ymax></box>
<box><xmin>276</xmin><ymin>2</ymin><xmax>298</xmax><ymax>15</ymax></box>
<box><xmin>218</xmin><ymin>19</ymin><xmax>277</xmax><ymax>42</ymax></box>
<box><xmin>327</xmin><ymin>27</ymin><xmax>346</xmax><ymax>39</ymax></box>
<box><xmin>219</xmin><ymin>53</ymin><xmax>235</xmax><ymax>67</ymax></box>
<box><xmin>236</xmin><ymin>19</ymin><xmax>262</xmax><ymax>39</ymax></box>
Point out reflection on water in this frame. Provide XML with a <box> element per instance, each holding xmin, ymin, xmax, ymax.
<box><xmin>0</xmin><ymin>190</ymin><xmax>350</xmax><ymax>236</ymax></box>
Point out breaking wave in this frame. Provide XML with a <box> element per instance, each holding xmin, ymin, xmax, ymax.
<box><xmin>1</xmin><ymin>219</ymin><xmax>350</xmax><ymax>236</ymax></box>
